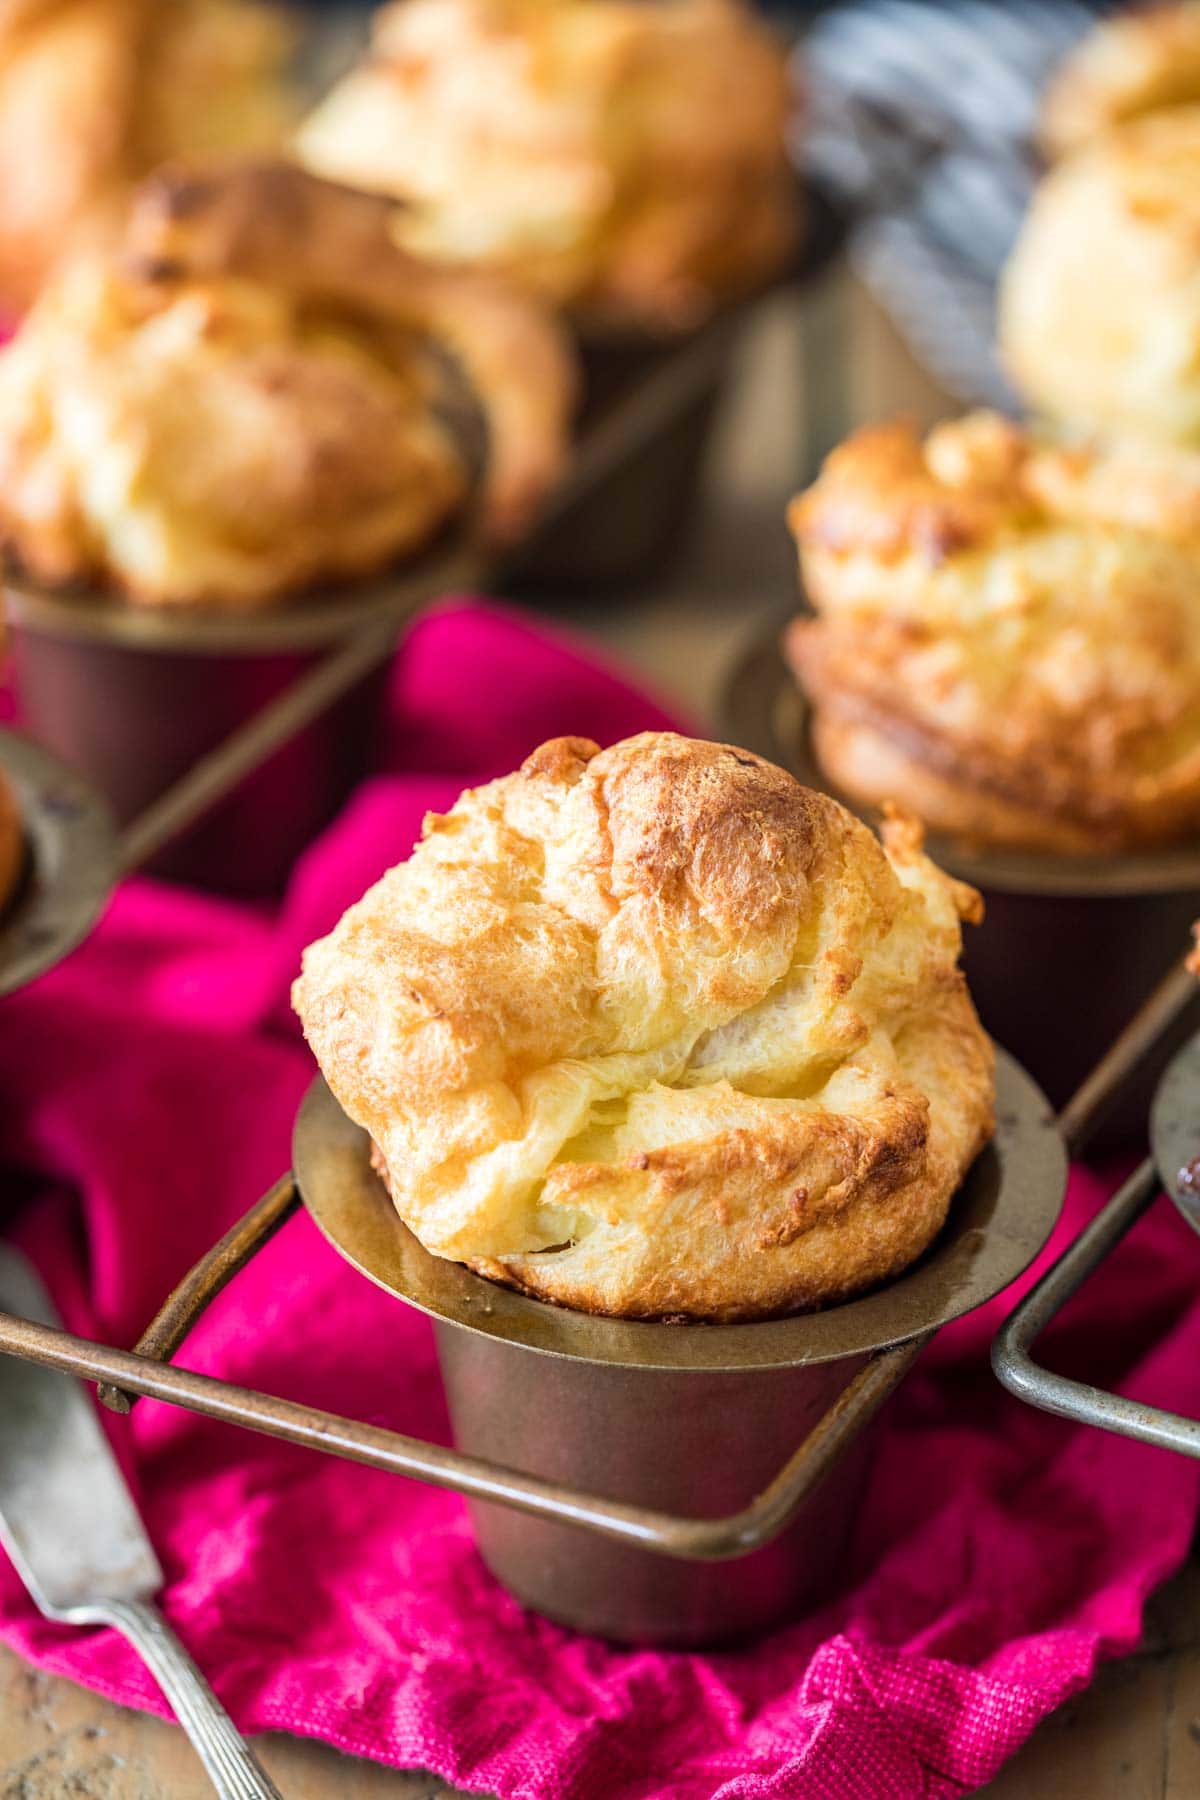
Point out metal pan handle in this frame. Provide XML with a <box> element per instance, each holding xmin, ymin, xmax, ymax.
<box><xmin>97</xmin><ymin>1176</ymin><xmax>300</xmax><ymax>1414</ymax></box>
<box><xmin>0</xmin><ymin>1181</ymin><xmax>926</xmax><ymax>1563</ymax></box>
<box><xmin>992</xmin><ymin>1157</ymin><xmax>1200</xmax><ymax>1457</ymax></box>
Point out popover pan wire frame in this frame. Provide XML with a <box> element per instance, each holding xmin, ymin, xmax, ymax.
<box><xmin>993</xmin><ymin>998</ymin><xmax>1200</xmax><ymax>1460</ymax></box>
<box><xmin>0</xmin><ymin>729</ymin><xmax>118</xmax><ymax>997</ymax></box>
<box><xmin>3</xmin><ymin>619</ymin><xmax>1197</xmax><ymax>1576</ymax></box>
<box><xmin>0</xmin><ymin>1049</ymin><xmax>1062</xmax><ymax>1565</ymax></box>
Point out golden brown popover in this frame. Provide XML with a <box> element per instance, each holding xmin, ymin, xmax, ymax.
<box><xmin>0</xmin><ymin>162</ymin><xmax>576</xmax><ymax>609</ymax></box>
<box><xmin>296</xmin><ymin>0</ymin><xmax>796</xmax><ymax>332</ymax></box>
<box><xmin>1042</xmin><ymin>2</ymin><xmax>1200</xmax><ymax>157</ymax></box>
<box><xmin>1001</xmin><ymin>106</ymin><xmax>1200</xmax><ymax>446</ymax></box>
<box><xmin>787</xmin><ymin>412</ymin><xmax>1200</xmax><ymax>853</ymax></box>
<box><xmin>292</xmin><ymin>731</ymin><xmax>994</xmax><ymax>1322</ymax></box>
<box><xmin>0</xmin><ymin>762</ymin><xmax>22</xmax><ymax>913</ymax></box>
<box><xmin>0</xmin><ymin>0</ymin><xmax>294</xmax><ymax>311</ymax></box>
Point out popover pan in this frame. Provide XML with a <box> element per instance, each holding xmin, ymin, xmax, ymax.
<box><xmin>291</xmin><ymin>1054</ymin><xmax>1062</xmax><ymax>1645</ymax></box>
<box><xmin>0</xmin><ymin>1047</ymin><xmax>1063</xmax><ymax>1649</ymax></box>
<box><xmin>0</xmin><ymin>728</ymin><xmax>117</xmax><ymax>997</ymax></box>
<box><xmin>721</xmin><ymin>622</ymin><xmax>1200</xmax><ymax>1139</ymax></box>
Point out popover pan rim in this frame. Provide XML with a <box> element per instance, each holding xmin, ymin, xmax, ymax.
<box><xmin>2</xmin><ymin>529</ymin><xmax>485</xmax><ymax>657</ymax></box>
<box><xmin>1150</xmin><ymin>1026</ymin><xmax>1200</xmax><ymax>1241</ymax></box>
<box><xmin>0</xmin><ymin>728</ymin><xmax>118</xmax><ymax>997</ymax></box>
<box><xmin>292</xmin><ymin>1046</ymin><xmax>1066</xmax><ymax>1373</ymax></box>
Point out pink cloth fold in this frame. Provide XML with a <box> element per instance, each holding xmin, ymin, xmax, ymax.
<box><xmin>2</xmin><ymin>600</ymin><xmax>1199</xmax><ymax>1800</ymax></box>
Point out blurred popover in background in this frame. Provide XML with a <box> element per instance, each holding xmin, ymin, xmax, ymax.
<box><xmin>0</xmin><ymin>161</ymin><xmax>576</xmax><ymax>610</ymax></box>
<box><xmin>1041</xmin><ymin>1</ymin><xmax>1200</xmax><ymax>157</ymax></box>
<box><xmin>786</xmin><ymin>411</ymin><xmax>1200</xmax><ymax>854</ymax></box>
<box><xmin>1000</xmin><ymin>105</ymin><xmax>1200</xmax><ymax>446</ymax></box>
<box><xmin>0</xmin><ymin>0</ymin><xmax>295</xmax><ymax>311</ymax></box>
<box><xmin>293</xmin><ymin>731</ymin><xmax>994</xmax><ymax>1322</ymax></box>
<box><xmin>296</xmin><ymin>0</ymin><xmax>797</xmax><ymax>333</ymax></box>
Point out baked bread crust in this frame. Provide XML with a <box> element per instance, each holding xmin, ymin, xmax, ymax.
<box><xmin>0</xmin><ymin>163</ymin><xmax>576</xmax><ymax>608</ymax></box>
<box><xmin>1042</xmin><ymin>2</ymin><xmax>1200</xmax><ymax>157</ymax></box>
<box><xmin>0</xmin><ymin>0</ymin><xmax>294</xmax><ymax>311</ymax></box>
<box><xmin>1001</xmin><ymin>106</ymin><xmax>1200</xmax><ymax>445</ymax></box>
<box><xmin>0</xmin><ymin>764</ymin><xmax>22</xmax><ymax>914</ymax></box>
<box><xmin>787</xmin><ymin>412</ymin><xmax>1200</xmax><ymax>852</ymax></box>
<box><xmin>293</xmin><ymin>731</ymin><xmax>994</xmax><ymax>1322</ymax></box>
<box><xmin>297</xmin><ymin>0</ymin><xmax>796</xmax><ymax>332</ymax></box>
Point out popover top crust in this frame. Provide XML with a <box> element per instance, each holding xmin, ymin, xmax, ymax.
<box><xmin>0</xmin><ymin>163</ymin><xmax>576</xmax><ymax>608</ymax></box>
<box><xmin>293</xmin><ymin>731</ymin><xmax>994</xmax><ymax>1322</ymax></box>
<box><xmin>1001</xmin><ymin>106</ymin><xmax>1200</xmax><ymax>446</ymax></box>
<box><xmin>297</xmin><ymin>0</ymin><xmax>796</xmax><ymax>332</ymax></box>
<box><xmin>1042</xmin><ymin>2</ymin><xmax>1200</xmax><ymax>157</ymax></box>
<box><xmin>787</xmin><ymin>411</ymin><xmax>1200</xmax><ymax>851</ymax></box>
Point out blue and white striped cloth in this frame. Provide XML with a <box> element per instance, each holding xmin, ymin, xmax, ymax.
<box><xmin>796</xmin><ymin>0</ymin><xmax>1115</xmax><ymax>407</ymax></box>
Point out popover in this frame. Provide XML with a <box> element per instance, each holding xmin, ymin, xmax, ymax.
<box><xmin>0</xmin><ymin>162</ymin><xmax>576</xmax><ymax>608</ymax></box>
<box><xmin>1000</xmin><ymin>106</ymin><xmax>1200</xmax><ymax>446</ymax></box>
<box><xmin>293</xmin><ymin>731</ymin><xmax>994</xmax><ymax>1322</ymax></box>
<box><xmin>1042</xmin><ymin>2</ymin><xmax>1200</xmax><ymax>157</ymax></box>
<box><xmin>787</xmin><ymin>411</ymin><xmax>1200</xmax><ymax>853</ymax></box>
<box><xmin>0</xmin><ymin>0</ymin><xmax>294</xmax><ymax>311</ymax></box>
<box><xmin>296</xmin><ymin>0</ymin><xmax>796</xmax><ymax>333</ymax></box>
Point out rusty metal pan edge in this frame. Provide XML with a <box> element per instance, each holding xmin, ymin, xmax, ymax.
<box><xmin>720</xmin><ymin>617</ymin><xmax>1200</xmax><ymax>900</ymax></box>
<box><xmin>292</xmin><ymin>1047</ymin><xmax>1066</xmax><ymax>1373</ymax></box>
<box><xmin>0</xmin><ymin>729</ymin><xmax>118</xmax><ymax>996</ymax></box>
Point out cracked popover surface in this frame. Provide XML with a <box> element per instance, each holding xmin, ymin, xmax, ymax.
<box><xmin>297</xmin><ymin>0</ymin><xmax>796</xmax><ymax>333</ymax></box>
<box><xmin>787</xmin><ymin>411</ymin><xmax>1200</xmax><ymax>852</ymax></box>
<box><xmin>292</xmin><ymin>731</ymin><xmax>994</xmax><ymax>1321</ymax></box>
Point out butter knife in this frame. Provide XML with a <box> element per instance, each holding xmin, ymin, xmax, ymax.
<box><xmin>0</xmin><ymin>1243</ymin><xmax>283</xmax><ymax>1799</ymax></box>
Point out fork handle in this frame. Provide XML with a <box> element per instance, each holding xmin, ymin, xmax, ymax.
<box><xmin>73</xmin><ymin>1598</ymin><xmax>283</xmax><ymax>1799</ymax></box>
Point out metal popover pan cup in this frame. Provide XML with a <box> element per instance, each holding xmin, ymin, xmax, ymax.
<box><xmin>993</xmin><ymin>1023</ymin><xmax>1200</xmax><ymax>1461</ymax></box>
<box><xmin>0</xmin><ymin>1047</ymin><xmax>1062</xmax><ymax>1651</ymax></box>
<box><xmin>0</xmin><ymin>728</ymin><xmax>117</xmax><ymax>997</ymax></box>
<box><xmin>290</xmin><ymin>1053</ymin><xmax>1062</xmax><ymax>1645</ymax></box>
<box><xmin>506</xmin><ymin>184</ymin><xmax>849</xmax><ymax>596</ymax></box>
<box><xmin>721</xmin><ymin>622</ymin><xmax>1200</xmax><ymax>1140</ymax></box>
<box><xmin>4</xmin><ymin>533</ymin><xmax>483</xmax><ymax>899</ymax></box>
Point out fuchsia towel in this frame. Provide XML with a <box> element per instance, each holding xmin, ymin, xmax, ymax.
<box><xmin>2</xmin><ymin>600</ymin><xmax>1200</xmax><ymax>1800</ymax></box>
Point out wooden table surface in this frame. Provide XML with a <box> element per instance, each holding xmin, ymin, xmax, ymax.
<box><xmin>3</xmin><ymin>282</ymin><xmax>1196</xmax><ymax>1799</ymax></box>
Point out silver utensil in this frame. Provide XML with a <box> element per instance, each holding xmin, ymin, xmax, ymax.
<box><xmin>0</xmin><ymin>1243</ymin><xmax>283</xmax><ymax>1800</ymax></box>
